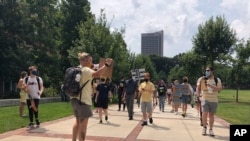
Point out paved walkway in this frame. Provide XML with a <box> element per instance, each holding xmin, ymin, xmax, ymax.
<box><xmin>0</xmin><ymin>101</ymin><xmax>230</xmax><ymax>141</ymax></box>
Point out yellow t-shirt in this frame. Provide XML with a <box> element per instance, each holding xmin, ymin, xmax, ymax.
<box><xmin>71</xmin><ymin>66</ymin><xmax>94</xmax><ymax>105</ymax></box>
<box><xmin>197</xmin><ymin>76</ymin><xmax>221</xmax><ymax>102</ymax></box>
<box><xmin>138</xmin><ymin>81</ymin><xmax>155</xmax><ymax>102</ymax></box>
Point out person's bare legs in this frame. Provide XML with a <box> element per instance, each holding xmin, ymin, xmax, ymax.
<box><xmin>72</xmin><ymin>118</ymin><xmax>79</xmax><ymax>141</ymax></box>
<box><xmin>19</xmin><ymin>102</ymin><xmax>25</xmax><ymax>116</ymax></box>
<box><xmin>78</xmin><ymin>118</ymin><xmax>89</xmax><ymax>141</ymax></box>
<box><xmin>103</xmin><ymin>108</ymin><xmax>108</xmax><ymax>121</ymax></box>
<box><xmin>98</xmin><ymin>108</ymin><xmax>102</xmax><ymax>121</ymax></box>
<box><xmin>182</xmin><ymin>103</ymin><xmax>187</xmax><ymax>116</ymax></box>
<box><xmin>143</xmin><ymin>112</ymin><xmax>147</xmax><ymax>120</ymax></box>
<box><xmin>202</xmin><ymin>112</ymin><xmax>208</xmax><ymax>127</ymax></box>
<box><xmin>208</xmin><ymin>112</ymin><xmax>214</xmax><ymax>129</ymax></box>
<box><xmin>196</xmin><ymin>102</ymin><xmax>200</xmax><ymax>115</ymax></box>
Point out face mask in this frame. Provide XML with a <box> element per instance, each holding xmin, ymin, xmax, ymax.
<box><xmin>31</xmin><ymin>70</ymin><xmax>37</xmax><ymax>76</ymax></box>
<box><xmin>205</xmin><ymin>71</ymin><xmax>211</xmax><ymax>77</ymax></box>
<box><xmin>144</xmin><ymin>79</ymin><xmax>149</xmax><ymax>82</ymax></box>
<box><xmin>183</xmin><ymin>79</ymin><xmax>187</xmax><ymax>83</ymax></box>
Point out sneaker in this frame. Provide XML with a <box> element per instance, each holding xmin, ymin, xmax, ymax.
<box><xmin>149</xmin><ymin>118</ymin><xmax>153</xmax><ymax>124</ymax></box>
<box><xmin>27</xmin><ymin>123</ymin><xmax>34</xmax><ymax>128</ymax></box>
<box><xmin>175</xmin><ymin>112</ymin><xmax>178</xmax><ymax>115</ymax></box>
<box><xmin>181</xmin><ymin>113</ymin><xmax>185</xmax><ymax>117</ymax></box>
<box><xmin>99</xmin><ymin>120</ymin><xmax>103</xmax><ymax>124</ymax></box>
<box><xmin>141</xmin><ymin>121</ymin><xmax>147</xmax><ymax>126</ymax></box>
<box><xmin>202</xmin><ymin>127</ymin><xmax>207</xmax><ymax>135</ymax></box>
<box><xmin>209</xmin><ymin>129</ymin><xmax>215</xmax><ymax>136</ymax></box>
<box><xmin>129</xmin><ymin>116</ymin><xmax>133</xmax><ymax>120</ymax></box>
<box><xmin>170</xmin><ymin>110</ymin><xmax>174</xmax><ymax>113</ymax></box>
<box><xmin>117</xmin><ymin>109</ymin><xmax>121</xmax><ymax>111</ymax></box>
<box><xmin>36</xmin><ymin>119</ymin><xmax>40</xmax><ymax>126</ymax></box>
<box><xmin>20</xmin><ymin>114</ymin><xmax>27</xmax><ymax>117</ymax></box>
<box><xmin>105</xmin><ymin>116</ymin><xmax>108</xmax><ymax>121</ymax></box>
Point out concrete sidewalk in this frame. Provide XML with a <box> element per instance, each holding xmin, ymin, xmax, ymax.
<box><xmin>0</xmin><ymin>102</ymin><xmax>230</xmax><ymax>141</ymax></box>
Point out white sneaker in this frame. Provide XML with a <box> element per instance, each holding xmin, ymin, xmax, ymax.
<box><xmin>209</xmin><ymin>129</ymin><xmax>215</xmax><ymax>136</ymax></box>
<box><xmin>175</xmin><ymin>112</ymin><xmax>178</xmax><ymax>115</ymax></box>
<box><xmin>202</xmin><ymin>127</ymin><xmax>207</xmax><ymax>135</ymax></box>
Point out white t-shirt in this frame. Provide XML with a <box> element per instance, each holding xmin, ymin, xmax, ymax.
<box><xmin>23</xmin><ymin>76</ymin><xmax>43</xmax><ymax>99</ymax></box>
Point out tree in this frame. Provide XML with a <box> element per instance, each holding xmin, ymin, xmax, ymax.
<box><xmin>133</xmin><ymin>55</ymin><xmax>158</xmax><ymax>81</ymax></box>
<box><xmin>149</xmin><ymin>55</ymin><xmax>176</xmax><ymax>81</ymax></box>
<box><xmin>68</xmin><ymin>10</ymin><xmax>130</xmax><ymax>82</ymax></box>
<box><xmin>179</xmin><ymin>51</ymin><xmax>203</xmax><ymax>84</ymax></box>
<box><xmin>192</xmin><ymin>15</ymin><xmax>237</xmax><ymax>67</ymax></box>
<box><xmin>233</xmin><ymin>39</ymin><xmax>250</xmax><ymax>102</ymax></box>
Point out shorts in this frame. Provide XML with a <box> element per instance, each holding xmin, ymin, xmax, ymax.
<box><xmin>96</xmin><ymin>98</ymin><xmax>108</xmax><ymax>109</ymax></box>
<box><xmin>141</xmin><ymin>101</ymin><xmax>152</xmax><ymax>113</ymax></box>
<box><xmin>71</xmin><ymin>98</ymin><xmax>93</xmax><ymax>120</ymax></box>
<box><xmin>181</xmin><ymin>95</ymin><xmax>190</xmax><ymax>104</ymax></box>
<box><xmin>201</xmin><ymin>100</ymin><xmax>218</xmax><ymax>113</ymax></box>
<box><xmin>172</xmin><ymin>96</ymin><xmax>181</xmax><ymax>104</ymax></box>
<box><xmin>20</xmin><ymin>91</ymin><xmax>27</xmax><ymax>103</ymax></box>
<box><xmin>167</xmin><ymin>93</ymin><xmax>171</xmax><ymax>97</ymax></box>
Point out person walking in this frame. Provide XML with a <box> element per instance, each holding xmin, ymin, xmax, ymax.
<box><xmin>17</xmin><ymin>71</ymin><xmax>28</xmax><ymax>117</ymax></box>
<box><xmin>138</xmin><ymin>72</ymin><xmax>156</xmax><ymax>126</ymax></box>
<box><xmin>92</xmin><ymin>78</ymin><xmax>99</xmax><ymax>113</ymax></box>
<box><xmin>24</xmin><ymin>66</ymin><xmax>44</xmax><ymax>128</ymax></box>
<box><xmin>172</xmin><ymin>79</ymin><xmax>182</xmax><ymax>115</ymax></box>
<box><xmin>166</xmin><ymin>83</ymin><xmax>173</xmax><ymax>105</ymax></box>
<box><xmin>196</xmin><ymin>66</ymin><xmax>222</xmax><ymax>136</ymax></box>
<box><xmin>95</xmin><ymin>77</ymin><xmax>111</xmax><ymax>123</ymax></box>
<box><xmin>123</xmin><ymin>73</ymin><xmax>137</xmax><ymax>120</ymax></box>
<box><xmin>70</xmin><ymin>52</ymin><xmax>112</xmax><ymax>141</ymax></box>
<box><xmin>181</xmin><ymin>76</ymin><xmax>193</xmax><ymax>117</ymax></box>
<box><xmin>157</xmin><ymin>80</ymin><xmax>167</xmax><ymax>112</ymax></box>
<box><xmin>117</xmin><ymin>76</ymin><xmax>126</xmax><ymax>111</ymax></box>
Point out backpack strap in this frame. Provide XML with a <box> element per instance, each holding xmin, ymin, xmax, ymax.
<box><xmin>79</xmin><ymin>80</ymin><xmax>90</xmax><ymax>102</ymax></box>
<box><xmin>25</xmin><ymin>76</ymin><xmax>41</xmax><ymax>90</ymax></box>
<box><xmin>36</xmin><ymin>76</ymin><xmax>41</xmax><ymax>90</ymax></box>
<box><xmin>214</xmin><ymin>77</ymin><xmax>218</xmax><ymax>86</ymax></box>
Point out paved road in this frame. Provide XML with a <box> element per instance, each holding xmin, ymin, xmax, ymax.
<box><xmin>0</xmin><ymin>101</ymin><xmax>230</xmax><ymax>141</ymax></box>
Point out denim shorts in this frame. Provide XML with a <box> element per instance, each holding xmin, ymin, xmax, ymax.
<box><xmin>181</xmin><ymin>95</ymin><xmax>191</xmax><ymax>104</ymax></box>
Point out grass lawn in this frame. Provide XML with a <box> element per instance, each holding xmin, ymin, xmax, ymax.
<box><xmin>217</xmin><ymin>89</ymin><xmax>250</xmax><ymax>125</ymax></box>
<box><xmin>0</xmin><ymin>102</ymin><xmax>73</xmax><ymax>133</ymax></box>
<box><xmin>0</xmin><ymin>89</ymin><xmax>249</xmax><ymax>133</ymax></box>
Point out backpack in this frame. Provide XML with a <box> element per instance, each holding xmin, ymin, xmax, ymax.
<box><xmin>25</xmin><ymin>76</ymin><xmax>41</xmax><ymax>90</ymax></box>
<box><xmin>62</xmin><ymin>67</ymin><xmax>89</xmax><ymax>97</ymax></box>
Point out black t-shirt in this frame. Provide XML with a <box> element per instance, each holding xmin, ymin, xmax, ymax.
<box><xmin>118</xmin><ymin>80</ymin><xmax>125</xmax><ymax>94</ymax></box>
<box><xmin>96</xmin><ymin>83</ymin><xmax>110</xmax><ymax>100</ymax></box>
<box><xmin>158</xmin><ymin>85</ymin><xmax>166</xmax><ymax>96</ymax></box>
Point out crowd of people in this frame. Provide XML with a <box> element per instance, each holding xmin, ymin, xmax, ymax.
<box><xmin>16</xmin><ymin>52</ymin><xmax>222</xmax><ymax>141</ymax></box>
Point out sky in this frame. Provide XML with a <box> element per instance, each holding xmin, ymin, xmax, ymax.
<box><xmin>89</xmin><ymin>0</ymin><xmax>250</xmax><ymax>57</ymax></box>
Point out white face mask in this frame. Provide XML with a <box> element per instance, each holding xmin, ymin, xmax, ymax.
<box><xmin>205</xmin><ymin>71</ymin><xmax>211</xmax><ymax>77</ymax></box>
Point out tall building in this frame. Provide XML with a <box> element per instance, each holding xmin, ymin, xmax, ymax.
<box><xmin>141</xmin><ymin>30</ymin><xmax>164</xmax><ymax>56</ymax></box>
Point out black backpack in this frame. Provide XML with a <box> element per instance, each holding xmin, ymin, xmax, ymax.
<box><xmin>62</xmin><ymin>67</ymin><xmax>89</xmax><ymax>97</ymax></box>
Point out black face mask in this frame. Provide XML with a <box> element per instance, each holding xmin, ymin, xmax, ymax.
<box><xmin>183</xmin><ymin>79</ymin><xmax>187</xmax><ymax>83</ymax></box>
<box><xmin>144</xmin><ymin>79</ymin><xmax>149</xmax><ymax>82</ymax></box>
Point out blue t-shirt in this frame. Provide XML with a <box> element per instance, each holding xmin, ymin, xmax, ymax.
<box><xmin>125</xmin><ymin>79</ymin><xmax>137</xmax><ymax>94</ymax></box>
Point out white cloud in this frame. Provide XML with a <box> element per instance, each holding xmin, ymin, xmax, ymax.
<box><xmin>90</xmin><ymin>0</ymin><xmax>250</xmax><ymax>57</ymax></box>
